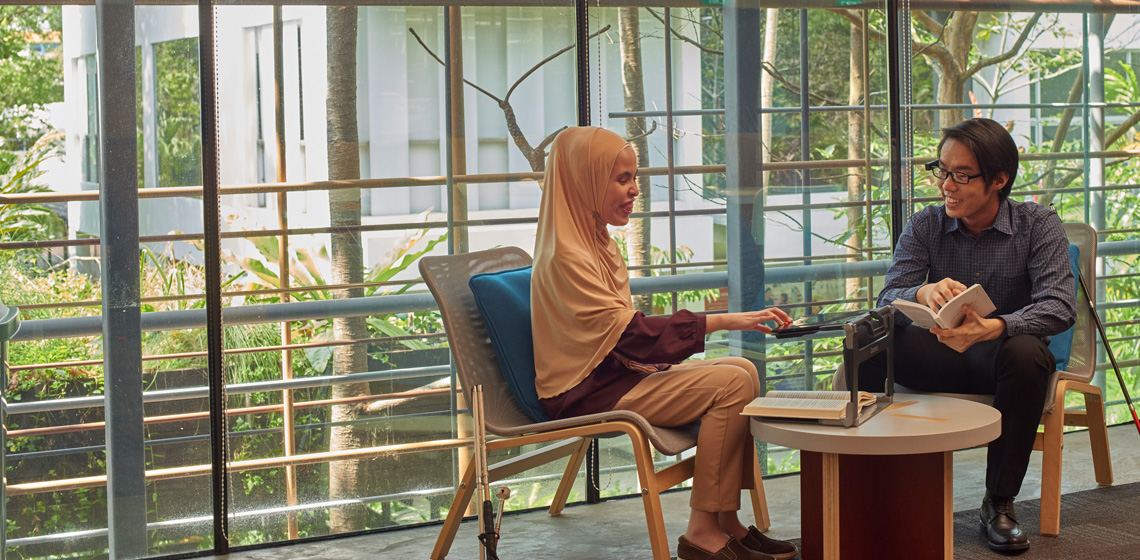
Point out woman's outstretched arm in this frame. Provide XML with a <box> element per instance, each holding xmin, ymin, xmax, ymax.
<box><xmin>705</xmin><ymin>307</ymin><xmax>791</xmax><ymax>334</ymax></box>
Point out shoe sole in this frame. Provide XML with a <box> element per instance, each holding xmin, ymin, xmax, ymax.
<box><xmin>987</xmin><ymin>541</ymin><xmax>1030</xmax><ymax>552</ymax></box>
<box><xmin>978</xmin><ymin>518</ymin><xmax>1030</xmax><ymax>551</ymax></box>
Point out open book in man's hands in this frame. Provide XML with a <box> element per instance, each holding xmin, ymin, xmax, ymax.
<box><xmin>743</xmin><ymin>390</ymin><xmax>877</xmax><ymax>424</ymax></box>
<box><xmin>891</xmin><ymin>283</ymin><xmax>997</xmax><ymax>329</ymax></box>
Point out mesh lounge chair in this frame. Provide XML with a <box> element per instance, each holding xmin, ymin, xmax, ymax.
<box><xmin>834</xmin><ymin>222</ymin><xmax>1113</xmax><ymax>536</ymax></box>
<box><xmin>420</xmin><ymin>247</ymin><xmax>771</xmax><ymax>560</ymax></box>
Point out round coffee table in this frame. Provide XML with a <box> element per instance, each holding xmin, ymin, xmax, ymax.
<box><xmin>750</xmin><ymin>393</ymin><xmax>1001</xmax><ymax>560</ymax></box>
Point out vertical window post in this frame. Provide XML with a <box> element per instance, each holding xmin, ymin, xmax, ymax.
<box><xmin>96</xmin><ymin>0</ymin><xmax>147</xmax><ymax>556</ymax></box>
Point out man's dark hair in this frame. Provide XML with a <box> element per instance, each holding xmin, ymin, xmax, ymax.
<box><xmin>937</xmin><ymin>118</ymin><xmax>1019</xmax><ymax>200</ymax></box>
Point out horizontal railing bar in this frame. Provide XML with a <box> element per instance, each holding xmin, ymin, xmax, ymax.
<box><xmin>611</xmin><ymin>101</ymin><xmax>1140</xmax><ymax>119</ymax></box>
<box><xmin>11</xmin><ymin>292</ymin><xmax>438</xmax><ymax>342</ymax></box>
<box><xmin>15</xmin><ymin>239</ymin><xmax>1138</xmax><ymax>342</ymax></box>
<box><xmin>2</xmin><ymin>150</ymin><xmax>1133</xmax><ymax>224</ymax></box>
<box><xmin>7</xmin><ymin>386</ymin><xmax>452</xmax><ymax>438</ymax></box>
<box><xmin>8</xmin><ymin>0</ymin><xmax>1139</xmax><ymax>13</ymax></box>
<box><xmin>9</xmin><ymin>332</ymin><xmax>446</xmax><ymax>372</ymax></box>
<box><xmin>5</xmin><ymin>364</ymin><xmax>450</xmax><ymax>415</ymax></box>
<box><xmin>13</xmin><ymin>279</ymin><xmax>431</xmax><ymax>310</ymax></box>
<box><xmin>5</xmin><ymin>436</ymin><xmax>473</xmax><ymax>496</ymax></box>
<box><xmin>7</xmin><ymin>408</ymin><xmax>457</xmax><ymax>462</ymax></box>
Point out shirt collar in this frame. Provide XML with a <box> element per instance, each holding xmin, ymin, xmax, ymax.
<box><xmin>946</xmin><ymin>197</ymin><xmax>1013</xmax><ymax>236</ymax></box>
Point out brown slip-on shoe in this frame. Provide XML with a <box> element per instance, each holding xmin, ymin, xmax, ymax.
<box><xmin>677</xmin><ymin>535</ymin><xmax>775</xmax><ymax>560</ymax></box>
<box><xmin>739</xmin><ymin>525</ymin><xmax>798</xmax><ymax>559</ymax></box>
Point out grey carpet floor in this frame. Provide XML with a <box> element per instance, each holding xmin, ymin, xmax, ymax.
<box><xmin>951</xmin><ymin>481</ymin><xmax>1140</xmax><ymax>559</ymax></box>
<box><xmin>771</xmin><ymin>482</ymin><xmax>1140</xmax><ymax>560</ymax></box>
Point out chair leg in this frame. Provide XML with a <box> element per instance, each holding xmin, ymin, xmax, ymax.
<box><xmin>631</xmin><ymin>433</ymin><xmax>672</xmax><ymax>560</ymax></box>
<box><xmin>1082</xmin><ymin>387</ymin><xmax>1114</xmax><ymax>487</ymax></box>
<box><xmin>549</xmin><ymin>437</ymin><xmax>593</xmax><ymax>516</ymax></box>
<box><xmin>431</xmin><ymin>458</ymin><xmax>478</xmax><ymax>560</ymax></box>
<box><xmin>749</xmin><ymin>446</ymin><xmax>771</xmax><ymax>531</ymax></box>
<box><xmin>1039</xmin><ymin>382</ymin><xmax>1068</xmax><ymax>537</ymax></box>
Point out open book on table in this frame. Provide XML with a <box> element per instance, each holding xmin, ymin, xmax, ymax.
<box><xmin>743</xmin><ymin>390</ymin><xmax>879</xmax><ymax>425</ymax></box>
<box><xmin>891</xmin><ymin>283</ymin><xmax>996</xmax><ymax>330</ymax></box>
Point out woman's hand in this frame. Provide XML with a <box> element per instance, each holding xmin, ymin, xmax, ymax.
<box><xmin>706</xmin><ymin>307</ymin><xmax>792</xmax><ymax>334</ymax></box>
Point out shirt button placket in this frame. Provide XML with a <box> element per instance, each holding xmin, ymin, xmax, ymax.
<box><xmin>974</xmin><ymin>240</ymin><xmax>982</xmax><ymax>280</ymax></box>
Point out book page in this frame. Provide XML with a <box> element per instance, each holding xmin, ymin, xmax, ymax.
<box><xmin>742</xmin><ymin>397</ymin><xmax>846</xmax><ymax>420</ymax></box>
<box><xmin>744</xmin><ymin>391</ymin><xmax>878</xmax><ymax>421</ymax></box>
<box><xmin>765</xmin><ymin>390</ymin><xmax>854</xmax><ymax>401</ymax></box>
<box><xmin>891</xmin><ymin>299</ymin><xmax>939</xmax><ymax>328</ymax></box>
<box><xmin>892</xmin><ymin>284</ymin><xmax>996</xmax><ymax>329</ymax></box>
<box><xmin>933</xmin><ymin>284</ymin><xmax>997</xmax><ymax>329</ymax></box>
<box><xmin>766</xmin><ymin>390</ymin><xmax>875</xmax><ymax>403</ymax></box>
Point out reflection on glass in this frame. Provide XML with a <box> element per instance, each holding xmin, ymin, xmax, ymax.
<box><xmin>4</xmin><ymin>1</ymin><xmax>1139</xmax><ymax>555</ymax></box>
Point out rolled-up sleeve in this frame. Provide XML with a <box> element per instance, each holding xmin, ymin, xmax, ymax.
<box><xmin>612</xmin><ymin>310</ymin><xmax>706</xmax><ymax>364</ymax></box>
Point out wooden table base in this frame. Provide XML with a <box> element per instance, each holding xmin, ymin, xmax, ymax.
<box><xmin>800</xmin><ymin>450</ymin><xmax>953</xmax><ymax>560</ymax></box>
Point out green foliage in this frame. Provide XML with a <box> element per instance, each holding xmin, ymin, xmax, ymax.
<box><xmin>613</xmin><ymin>236</ymin><xmax>719</xmax><ymax>312</ymax></box>
<box><xmin>0</xmin><ymin>133</ymin><xmax>66</xmax><ymax>249</ymax></box>
<box><xmin>1105</xmin><ymin>62</ymin><xmax>1140</xmax><ymax>106</ymax></box>
<box><xmin>0</xmin><ymin>260</ymin><xmax>101</xmax><ymax>388</ymax></box>
<box><xmin>0</xmin><ymin>6</ymin><xmax>63</xmax><ymax>152</ymax></box>
<box><xmin>154</xmin><ymin>37</ymin><xmax>202</xmax><ymax>188</ymax></box>
<box><xmin>225</xmin><ymin>215</ymin><xmax>447</xmax><ymax>302</ymax></box>
<box><xmin>220</xmin><ymin>217</ymin><xmax>447</xmax><ymax>374</ymax></box>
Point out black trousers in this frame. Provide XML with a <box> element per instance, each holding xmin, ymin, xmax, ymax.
<box><xmin>857</xmin><ymin>325</ymin><xmax>1055</xmax><ymax>498</ymax></box>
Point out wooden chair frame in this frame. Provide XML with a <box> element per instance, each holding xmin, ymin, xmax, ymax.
<box><xmin>420</xmin><ymin>247</ymin><xmax>769</xmax><ymax>560</ymax></box>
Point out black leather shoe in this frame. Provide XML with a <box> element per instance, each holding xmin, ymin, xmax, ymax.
<box><xmin>979</xmin><ymin>494</ymin><xmax>1030</xmax><ymax>552</ymax></box>
<box><xmin>738</xmin><ymin>526</ymin><xmax>798</xmax><ymax>559</ymax></box>
<box><xmin>677</xmin><ymin>535</ymin><xmax>774</xmax><ymax>560</ymax></box>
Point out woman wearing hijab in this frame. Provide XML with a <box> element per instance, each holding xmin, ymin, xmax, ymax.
<box><xmin>531</xmin><ymin>127</ymin><xmax>797</xmax><ymax>560</ymax></box>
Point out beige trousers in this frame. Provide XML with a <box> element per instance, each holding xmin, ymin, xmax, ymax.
<box><xmin>613</xmin><ymin>357</ymin><xmax>761</xmax><ymax>512</ymax></box>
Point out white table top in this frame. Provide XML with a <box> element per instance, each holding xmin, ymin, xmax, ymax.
<box><xmin>750</xmin><ymin>393</ymin><xmax>1001</xmax><ymax>456</ymax></box>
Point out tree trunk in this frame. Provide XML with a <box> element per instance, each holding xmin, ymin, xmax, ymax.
<box><xmin>935</xmin><ymin>12</ymin><xmax>978</xmax><ymax>128</ymax></box>
<box><xmin>326</xmin><ymin>5</ymin><xmax>371</xmax><ymax>533</ymax></box>
<box><xmin>619</xmin><ymin>8</ymin><xmax>653</xmax><ymax>313</ymax></box>
<box><xmin>846</xmin><ymin>15</ymin><xmax>865</xmax><ymax>304</ymax></box>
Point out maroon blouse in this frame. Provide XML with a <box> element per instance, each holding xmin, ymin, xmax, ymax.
<box><xmin>539</xmin><ymin>310</ymin><xmax>707</xmax><ymax>420</ymax></box>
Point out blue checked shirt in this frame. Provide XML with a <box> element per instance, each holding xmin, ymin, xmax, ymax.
<box><xmin>878</xmin><ymin>198</ymin><xmax>1075</xmax><ymax>339</ymax></box>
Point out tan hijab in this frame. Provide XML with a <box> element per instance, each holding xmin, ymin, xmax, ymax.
<box><xmin>531</xmin><ymin>127</ymin><xmax>638</xmax><ymax>399</ymax></box>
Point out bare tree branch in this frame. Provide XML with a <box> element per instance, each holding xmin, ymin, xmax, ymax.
<box><xmin>1036</xmin><ymin>14</ymin><xmax>1116</xmax><ymax>206</ymax></box>
<box><xmin>408</xmin><ymin>27</ymin><xmax>501</xmax><ymax>102</ymax></box>
<box><xmin>828</xmin><ymin>8</ymin><xmax>952</xmax><ymax>64</ymax></box>
<box><xmin>644</xmin><ymin>8</ymin><xmax>723</xmax><ymax>55</ymax></box>
<box><xmin>506</xmin><ymin>24</ymin><xmax>612</xmax><ymax>101</ymax></box>
<box><xmin>535</xmin><ymin>126</ymin><xmax>568</xmax><ymax>155</ymax></box>
<box><xmin>626</xmin><ymin>120</ymin><xmax>658</xmax><ymax>143</ymax></box>
<box><xmin>761</xmin><ymin>61</ymin><xmax>843</xmax><ymax>106</ymax></box>
<box><xmin>656</xmin><ymin>7</ymin><xmax>724</xmax><ymax>40</ymax></box>
<box><xmin>1107</xmin><ymin>109</ymin><xmax>1140</xmax><ymax>148</ymax></box>
<box><xmin>409</xmin><ymin>25</ymin><xmax>613</xmax><ymax>171</ymax></box>
<box><xmin>912</xmin><ymin>9</ymin><xmax>944</xmax><ymax>37</ymax></box>
<box><xmin>912</xmin><ymin>18</ymin><xmax>949</xmax><ymax>61</ymax></box>
<box><xmin>965</xmin><ymin>13</ymin><xmax>1043</xmax><ymax>79</ymax></box>
<box><xmin>1040</xmin><ymin>109</ymin><xmax>1140</xmax><ymax>197</ymax></box>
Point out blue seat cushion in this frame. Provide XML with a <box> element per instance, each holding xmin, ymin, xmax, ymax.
<box><xmin>468</xmin><ymin>266</ymin><xmax>550</xmax><ymax>422</ymax></box>
<box><xmin>1047</xmin><ymin>244</ymin><xmax>1080</xmax><ymax>371</ymax></box>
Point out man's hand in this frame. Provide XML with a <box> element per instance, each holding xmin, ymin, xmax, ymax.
<box><xmin>930</xmin><ymin>305</ymin><xmax>1005</xmax><ymax>353</ymax></box>
<box><xmin>917</xmin><ymin>278</ymin><xmax>967</xmax><ymax>312</ymax></box>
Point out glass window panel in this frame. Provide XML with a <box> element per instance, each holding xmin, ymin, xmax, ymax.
<box><xmin>10</xmin><ymin>1</ymin><xmax>1140</xmax><ymax>556</ymax></box>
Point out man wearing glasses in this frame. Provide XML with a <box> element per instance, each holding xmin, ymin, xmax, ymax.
<box><xmin>856</xmin><ymin>118</ymin><xmax>1076</xmax><ymax>552</ymax></box>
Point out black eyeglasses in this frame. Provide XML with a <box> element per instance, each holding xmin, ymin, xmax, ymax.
<box><xmin>924</xmin><ymin>160</ymin><xmax>983</xmax><ymax>185</ymax></box>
